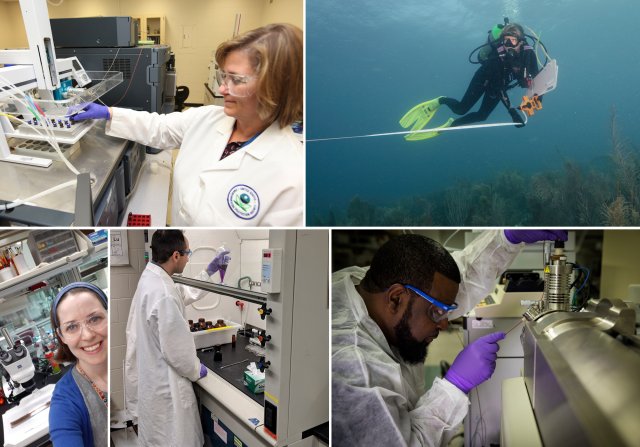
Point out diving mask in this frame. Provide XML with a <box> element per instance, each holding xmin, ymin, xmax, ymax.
<box><xmin>503</xmin><ymin>35</ymin><xmax>522</xmax><ymax>49</ymax></box>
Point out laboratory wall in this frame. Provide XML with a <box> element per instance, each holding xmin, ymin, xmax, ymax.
<box><xmin>108</xmin><ymin>230</ymin><xmax>146</xmax><ymax>412</ymax></box>
<box><xmin>1</xmin><ymin>0</ymin><xmax>303</xmax><ymax>102</ymax></box>
<box><xmin>601</xmin><ymin>230</ymin><xmax>640</xmax><ymax>300</ymax></box>
<box><xmin>181</xmin><ymin>229</ymin><xmax>269</xmax><ymax>332</ymax></box>
<box><xmin>0</xmin><ymin>2</ymin><xmax>20</xmax><ymax>49</ymax></box>
<box><xmin>260</xmin><ymin>0</ymin><xmax>302</xmax><ymax>29</ymax></box>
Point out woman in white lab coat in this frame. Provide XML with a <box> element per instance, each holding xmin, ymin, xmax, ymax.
<box><xmin>73</xmin><ymin>24</ymin><xmax>303</xmax><ymax>226</ymax></box>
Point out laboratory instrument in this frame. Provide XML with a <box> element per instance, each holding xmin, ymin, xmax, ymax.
<box><xmin>0</xmin><ymin>1</ymin><xmax>122</xmax><ymax>165</ymax></box>
<box><xmin>464</xmin><ymin>235</ymin><xmax>578</xmax><ymax>446</ymax></box>
<box><xmin>461</xmin><ymin>232</ymin><xmax>640</xmax><ymax>446</ymax></box>
<box><xmin>0</xmin><ymin>0</ymin><xmax>153</xmax><ymax>226</ymax></box>
<box><xmin>50</xmin><ymin>17</ymin><xmax>136</xmax><ymax>48</ymax></box>
<box><xmin>0</xmin><ymin>328</ymin><xmax>35</xmax><ymax>403</ymax></box>
<box><xmin>502</xmin><ymin>297</ymin><xmax>640</xmax><ymax>446</ymax></box>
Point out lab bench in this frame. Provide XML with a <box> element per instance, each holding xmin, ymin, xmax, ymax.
<box><xmin>195</xmin><ymin>334</ymin><xmax>271</xmax><ymax>446</ymax></box>
<box><xmin>195</xmin><ymin>335</ymin><xmax>328</xmax><ymax>447</ymax></box>
<box><xmin>197</xmin><ymin>333</ymin><xmax>263</xmax><ymax>406</ymax></box>
<box><xmin>0</xmin><ymin>364</ymin><xmax>72</xmax><ymax>447</ymax></box>
<box><xmin>0</xmin><ymin>123</ymin><xmax>143</xmax><ymax>226</ymax></box>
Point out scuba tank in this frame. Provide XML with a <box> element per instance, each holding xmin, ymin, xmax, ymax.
<box><xmin>469</xmin><ymin>17</ymin><xmax>550</xmax><ymax>67</ymax></box>
<box><xmin>471</xmin><ymin>17</ymin><xmax>509</xmax><ymax>64</ymax></box>
<box><xmin>476</xmin><ymin>18</ymin><xmax>509</xmax><ymax>63</ymax></box>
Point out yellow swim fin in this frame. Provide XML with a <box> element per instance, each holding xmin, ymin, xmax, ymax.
<box><xmin>399</xmin><ymin>96</ymin><xmax>444</xmax><ymax>132</ymax></box>
<box><xmin>404</xmin><ymin>117</ymin><xmax>454</xmax><ymax>141</ymax></box>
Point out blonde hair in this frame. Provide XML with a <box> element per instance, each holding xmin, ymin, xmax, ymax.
<box><xmin>215</xmin><ymin>23</ymin><xmax>303</xmax><ymax>128</ymax></box>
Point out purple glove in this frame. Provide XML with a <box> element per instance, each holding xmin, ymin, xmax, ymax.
<box><xmin>504</xmin><ymin>230</ymin><xmax>568</xmax><ymax>245</ymax></box>
<box><xmin>199</xmin><ymin>363</ymin><xmax>208</xmax><ymax>379</ymax></box>
<box><xmin>70</xmin><ymin>103</ymin><xmax>111</xmax><ymax>121</ymax></box>
<box><xmin>445</xmin><ymin>331</ymin><xmax>505</xmax><ymax>394</ymax></box>
<box><xmin>206</xmin><ymin>250</ymin><xmax>230</xmax><ymax>276</ymax></box>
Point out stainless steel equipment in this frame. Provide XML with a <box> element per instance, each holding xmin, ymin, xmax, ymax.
<box><xmin>542</xmin><ymin>241</ymin><xmax>573</xmax><ymax>312</ymax></box>
<box><xmin>519</xmin><ymin>298</ymin><xmax>640</xmax><ymax>446</ymax></box>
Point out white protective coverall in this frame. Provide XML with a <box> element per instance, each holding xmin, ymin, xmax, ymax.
<box><xmin>106</xmin><ymin>106</ymin><xmax>303</xmax><ymax>226</ymax></box>
<box><xmin>124</xmin><ymin>262</ymin><xmax>212</xmax><ymax>447</ymax></box>
<box><xmin>331</xmin><ymin>230</ymin><xmax>523</xmax><ymax>447</ymax></box>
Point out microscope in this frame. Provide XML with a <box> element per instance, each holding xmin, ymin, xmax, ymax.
<box><xmin>0</xmin><ymin>327</ymin><xmax>36</xmax><ymax>404</ymax></box>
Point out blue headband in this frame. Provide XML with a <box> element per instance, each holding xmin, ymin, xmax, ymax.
<box><xmin>52</xmin><ymin>282</ymin><xmax>108</xmax><ymax>327</ymax></box>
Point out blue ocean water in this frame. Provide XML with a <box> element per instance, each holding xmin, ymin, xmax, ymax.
<box><xmin>306</xmin><ymin>0</ymin><xmax>640</xmax><ymax>225</ymax></box>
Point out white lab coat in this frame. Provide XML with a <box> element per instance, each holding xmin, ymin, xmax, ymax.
<box><xmin>106</xmin><ymin>106</ymin><xmax>303</xmax><ymax>226</ymax></box>
<box><xmin>332</xmin><ymin>230</ymin><xmax>523</xmax><ymax>447</ymax></box>
<box><xmin>124</xmin><ymin>262</ymin><xmax>211</xmax><ymax>447</ymax></box>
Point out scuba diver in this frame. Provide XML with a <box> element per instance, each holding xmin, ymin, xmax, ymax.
<box><xmin>400</xmin><ymin>20</ymin><xmax>544</xmax><ymax>140</ymax></box>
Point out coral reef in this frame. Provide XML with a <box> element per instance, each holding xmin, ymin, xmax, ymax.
<box><xmin>311</xmin><ymin>109</ymin><xmax>640</xmax><ymax>226</ymax></box>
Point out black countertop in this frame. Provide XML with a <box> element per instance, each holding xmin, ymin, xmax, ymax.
<box><xmin>196</xmin><ymin>334</ymin><xmax>264</xmax><ymax>406</ymax></box>
<box><xmin>196</xmin><ymin>334</ymin><xmax>328</xmax><ymax>444</ymax></box>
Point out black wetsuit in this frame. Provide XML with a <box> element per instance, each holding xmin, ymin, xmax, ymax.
<box><xmin>440</xmin><ymin>45</ymin><xmax>540</xmax><ymax>127</ymax></box>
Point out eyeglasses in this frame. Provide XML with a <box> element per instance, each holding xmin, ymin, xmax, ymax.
<box><xmin>177</xmin><ymin>249</ymin><xmax>192</xmax><ymax>259</ymax></box>
<box><xmin>57</xmin><ymin>313</ymin><xmax>107</xmax><ymax>339</ymax></box>
<box><xmin>215</xmin><ymin>69</ymin><xmax>256</xmax><ymax>97</ymax></box>
<box><xmin>404</xmin><ymin>284</ymin><xmax>458</xmax><ymax>323</ymax></box>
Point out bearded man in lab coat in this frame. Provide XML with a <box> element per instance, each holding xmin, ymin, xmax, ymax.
<box><xmin>332</xmin><ymin>230</ymin><xmax>567</xmax><ymax>447</ymax></box>
<box><xmin>125</xmin><ymin>230</ymin><xmax>228</xmax><ymax>446</ymax></box>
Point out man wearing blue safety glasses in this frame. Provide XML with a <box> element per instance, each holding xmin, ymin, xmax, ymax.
<box><xmin>332</xmin><ymin>229</ymin><xmax>567</xmax><ymax>447</ymax></box>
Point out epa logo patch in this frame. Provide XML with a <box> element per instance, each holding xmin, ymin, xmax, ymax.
<box><xmin>227</xmin><ymin>184</ymin><xmax>260</xmax><ymax>220</ymax></box>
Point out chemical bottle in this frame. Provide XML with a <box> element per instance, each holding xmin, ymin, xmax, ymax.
<box><xmin>44</xmin><ymin>347</ymin><xmax>61</xmax><ymax>374</ymax></box>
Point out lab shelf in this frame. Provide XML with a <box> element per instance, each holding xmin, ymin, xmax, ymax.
<box><xmin>0</xmin><ymin>231</ymin><xmax>95</xmax><ymax>299</ymax></box>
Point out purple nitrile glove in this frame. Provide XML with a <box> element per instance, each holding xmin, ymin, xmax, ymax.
<box><xmin>199</xmin><ymin>363</ymin><xmax>208</xmax><ymax>379</ymax></box>
<box><xmin>444</xmin><ymin>331</ymin><xmax>505</xmax><ymax>394</ymax></box>
<box><xmin>70</xmin><ymin>103</ymin><xmax>110</xmax><ymax>121</ymax></box>
<box><xmin>504</xmin><ymin>230</ymin><xmax>568</xmax><ymax>245</ymax></box>
<box><xmin>206</xmin><ymin>250</ymin><xmax>230</xmax><ymax>276</ymax></box>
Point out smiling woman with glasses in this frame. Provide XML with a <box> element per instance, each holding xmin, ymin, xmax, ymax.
<box><xmin>48</xmin><ymin>282</ymin><xmax>108</xmax><ymax>447</ymax></box>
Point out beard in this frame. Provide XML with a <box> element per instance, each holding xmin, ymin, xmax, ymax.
<box><xmin>393</xmin><ymin>299</ymin><xmax>429</xmax><ymax>364</ymax></box>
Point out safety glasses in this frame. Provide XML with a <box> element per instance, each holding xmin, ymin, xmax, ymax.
<box><xmin>57</xmin><ymin>312</ymin><xmax>107</xmax><ymax>339</ymax></box>
<box><xmin>404</xmin><ymin>284</ymin><xmax>458</xmax><ymax>323</ymax></box>
<box><xmin>177</xmin><ymin>249</ymin><xmax>192</xmax><ymax>259</ymax></box>
<box><xmin>215</xmin><ymin>69</ymin><xmax>256</xmax><ymax>98</ymax></box>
